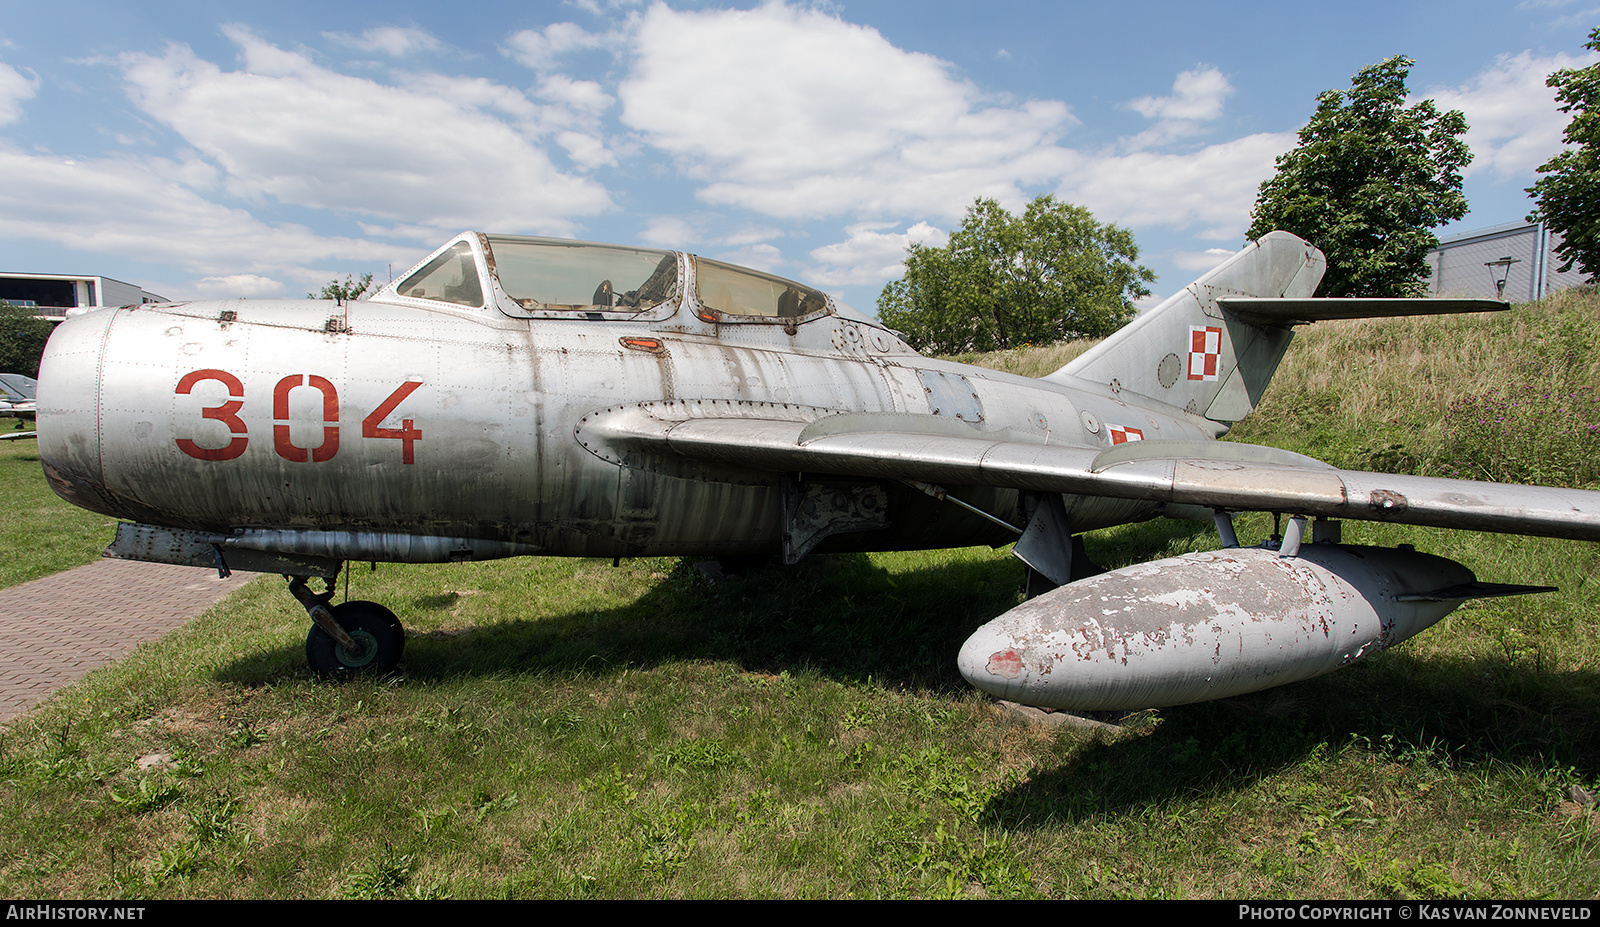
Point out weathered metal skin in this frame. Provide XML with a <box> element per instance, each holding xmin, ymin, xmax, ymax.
<box><xmin>956</xmin><ymin>545</ymin><xmax>1475</xmax><ymax>710</ymax></box>
<box><xmin>37</xmin><ymin>232</ymin><xmax>1205</xmax><ymax>564</ymax></box>
<box><xmin>34</xmin><ymin>228</ymin><xmax>1590</xmax><ymax>700</ymax></box>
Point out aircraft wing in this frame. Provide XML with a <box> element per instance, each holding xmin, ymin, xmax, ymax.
<box><xmin>582</xmin><ymin>407</ymin><xmax>1600</xmax><ymax>541</ymax></box>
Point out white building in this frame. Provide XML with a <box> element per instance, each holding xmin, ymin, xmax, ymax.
<box><xmin>0</xmin><ymin>273</ymin><xmax>168</xmax><ymax>322</ymax></box>
<box><xmin>1424</xmin><ymin>221</ymin><xmax>1588</xmax><ymax>301</ymax></box>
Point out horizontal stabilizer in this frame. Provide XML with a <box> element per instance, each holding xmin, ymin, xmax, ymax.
<box><xmin>1215</xmin><ymin>296</ymin><xmax>1507</xmax><ymax>326</ymax></box>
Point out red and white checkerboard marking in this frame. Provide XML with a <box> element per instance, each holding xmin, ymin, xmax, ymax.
<box><xmin>1108</xmin><ymin>424</ymin><xmax>1144</xmax><ymax>445</ymax></box>
<box><xmin>1188</xmin><ymin>325</ymin><xmax>1222</xmax><ymax>381</ymax></box>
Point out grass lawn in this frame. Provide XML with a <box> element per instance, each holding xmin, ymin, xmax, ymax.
<box><xmin>1</xmin><ymin>295</ymin><xmax>1597</xmax><ymax>898</ymax></box>
<box><xmin>0</xmin><ymin>435</ymin><xmax>119</xmax><ymax>589</ymax></box>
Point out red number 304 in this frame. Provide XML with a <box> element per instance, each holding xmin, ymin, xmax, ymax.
<box><xmin>176</xmin><ymin>371</ymin><xmax>422</xmax><ymax>465</ymax></box>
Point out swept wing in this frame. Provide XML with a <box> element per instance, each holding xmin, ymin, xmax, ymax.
<box><xmin>581</xmin><ymin>407</ymin><xmax>1600</xmax><ymax>541</ymax></box>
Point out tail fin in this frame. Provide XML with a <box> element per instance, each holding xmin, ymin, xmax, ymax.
<box><xmin>1047</xmin><ymin>231</ymin><xmax>1504</xmax><ymax>424</ymax></box>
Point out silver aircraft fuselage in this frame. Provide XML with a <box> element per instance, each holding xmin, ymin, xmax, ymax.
<box><xmin>37</xmin><ymin>235</ymin><xmax>1200</xmax><ymax>565</ymax></box>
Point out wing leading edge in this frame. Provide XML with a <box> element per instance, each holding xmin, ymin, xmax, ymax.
<box><xmin>580</xmin><ymin>407</ymin><xmax>1600</xmax><ymax>542</ymax></box>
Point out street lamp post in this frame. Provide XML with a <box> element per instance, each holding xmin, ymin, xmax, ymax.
<box><xmin>1485</xmin><ymin>256</ymin><xmax>1520</xmax><ymax>298</ymax></box>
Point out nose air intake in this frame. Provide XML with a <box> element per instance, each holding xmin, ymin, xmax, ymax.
<box><xmin>35</xmin><ymin>309</ymin><xmax>117</xmax><ymax>519</ymax></box>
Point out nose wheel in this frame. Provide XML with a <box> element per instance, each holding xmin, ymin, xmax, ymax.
<box><xmin>288</xmin><ymin>576</ymin><xmax>405</xmax><ymax>677</ymax></box>
<box><xmin>306</xmin><ymin>601</ymin><xmax>405</xmax><ymax>677</ymax></box>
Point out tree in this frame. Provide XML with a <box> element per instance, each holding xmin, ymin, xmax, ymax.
<box><xmin>310</xmin><ymin>273</ymin><xmax>374</xmax><ymax>301</ymax></box>
<box><xmin>0</xmin><ymin>302</ymin><xmax>55</xmax><ymax>379</ymax></box>
<box><xmin>1246</xmin><ymin>56</ymin><xmax>1471</xmax><ymax>297</ymax></box>
<box><xmin>1528</xmin><ymin>27</ymin><xmax>1600</xmax><ymax>281</ymax></box>
<box><xmin>876</xmin><ymin>196</ymin><xmax>1153</xmax><ymax>354</ymax></box>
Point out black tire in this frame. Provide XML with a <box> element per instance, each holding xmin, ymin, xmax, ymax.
<box><xmin>305</xmin><ymin>601</ymin><xmax>404</xmax><ymax>678</ymax></box>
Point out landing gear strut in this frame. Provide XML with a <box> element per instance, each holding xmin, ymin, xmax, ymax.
<box><xmin>288</xmin><ymin>575</ymin><xmax>405</xmax><ymax>677</ymax></box>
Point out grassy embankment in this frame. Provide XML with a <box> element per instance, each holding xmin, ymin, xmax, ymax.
<box><xmin>0</xmin><ymin>292</ymin><xmax>1598</xmax><ymax>898</ymax></box>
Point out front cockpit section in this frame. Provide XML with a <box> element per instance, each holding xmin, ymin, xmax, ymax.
<box><xmin>374</xmin><ymin>233</ymin><xmax>684</xmax><ymax>323</ymax></box>
<box><xmin>394</xmin><ymin>241</ymin><xmax>483</xmax><ymax>308</ymax></box>
<box><xmin>486</xmin><ymin>236</ymin><xmax>681</xmax><ymax>320</ymax></box>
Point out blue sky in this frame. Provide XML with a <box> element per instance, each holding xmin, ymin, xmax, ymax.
<box><xmin>1</xmin><ymin>0</ymin><xmax>1596</xmax><ymax>312</ymax></box>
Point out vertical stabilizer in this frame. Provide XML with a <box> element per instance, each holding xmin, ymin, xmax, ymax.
<box><xmin>1046</xmin><ymin>231</ymin><xmax>1325</xmax><ymax>423</ymax></box>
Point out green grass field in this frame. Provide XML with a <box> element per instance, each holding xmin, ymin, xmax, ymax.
<box><xmin>0</xmin><ymin>436</ymin><xmax>119</xmax><ymax>589</ymax></box>
<box><xmin>1</xmin><ymin>294</ymin><xmax>1598</xmax><ymax>899</ymax></box>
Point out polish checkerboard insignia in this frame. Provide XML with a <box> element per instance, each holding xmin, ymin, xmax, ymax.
<box><xmin>1187</xmin><ymin>325</ymin><xmax>1222</xmax><ymax>381</ymax></box>
<box><xmin>1108</xmin><ymin>424</ymin><xmax>1144</xmax><ymax>445</ymax></box>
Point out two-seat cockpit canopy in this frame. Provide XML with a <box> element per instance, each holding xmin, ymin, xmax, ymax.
<box><xmin>372</xmin><ymin>232</ymin><xmax>859</xmax><ymax>328</ymax></box>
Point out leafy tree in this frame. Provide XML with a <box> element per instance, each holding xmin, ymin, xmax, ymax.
<box><xmin>1527</xmin><ymin>27</ymin><xmax>1600</xmax><ymax>281</ymax></box>
<box><xmin>310</xmin><ymin>273</ymin><xmax>374</xmax><ymax>301</ymax></box>
<box><xmin>877</xmin><ymin>196</ymin><xmax>1153</xmax><ymax>354</ymax></box>
<box><xmin>0</xmin><ymin>302</ymin><xmax>55</xmax><ymax>379</ymax></box>
<box><xmin>1246</xmin><ymin>56</ymin><xmax>1471</xmax><ymax>297</ymax></box>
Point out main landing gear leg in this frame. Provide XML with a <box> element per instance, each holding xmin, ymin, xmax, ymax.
<box><xmin>287</xmin><ymin>574</ymin><xmax>405</xmax><ymax>678</ymax></box>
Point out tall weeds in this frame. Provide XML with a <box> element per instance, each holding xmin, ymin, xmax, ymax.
<box><xmin>960</xmin><ymin>286</ymin><xmax>1600</xmax><ymax>488</ymax></box>
<box><xmin>1441</xmin><ymin>385</ymin><xmax>1600</xmax><ymax>486</ymax></box>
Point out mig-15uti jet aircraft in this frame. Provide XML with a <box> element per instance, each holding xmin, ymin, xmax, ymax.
<box><xmin>0</xmin><ymin>373</ymin><xmax>37</xmax><ymax>441</ymax></box>
<box><xmin>33</xmin><ymin>231</ymin><xmax>1600</xmax><ymax>710</ymax></box>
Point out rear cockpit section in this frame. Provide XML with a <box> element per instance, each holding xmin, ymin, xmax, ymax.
<box><xmin>692</xmin><ymin>257</ymin><xmax>829</xmax><ymax>324</ymax></box>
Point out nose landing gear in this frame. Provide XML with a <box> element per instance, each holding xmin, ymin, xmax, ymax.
<box><xmin>287</xmin><ymin>575</ymin><xmax>405</xmax><ymax>677</ymax></box>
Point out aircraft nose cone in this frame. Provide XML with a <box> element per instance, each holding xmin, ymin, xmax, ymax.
<box><xmin>36</xmin><ymin>309</ymin><xmax>115</xmax><ymax>516</ymax></box>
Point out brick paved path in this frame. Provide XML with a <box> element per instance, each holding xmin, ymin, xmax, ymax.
<box><xmin>0</xmin><ymin>559</ymin><xmax>255</xmax><ymax>723</ymax></box>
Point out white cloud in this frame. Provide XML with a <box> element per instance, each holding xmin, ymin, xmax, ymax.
<box><xmin>533</xmin><ymin>75</ymin><xmax>616</xmax><ymax>169</ymax></box>
<box><xmin>806</xmin><ymin>221</ymin><xmax>947</xmax><ymax>286</ymax></box>
<box><xmin>397</xmin><ymin>71</ymin><xmax>541</xmax><ymax>120</ymax></box>
<box><xmin>1123</xmin><ymin>66</ymin><xmax>1233</xmax><ymax>148</ymax></box>
<box><xmin>1550</xmin><ymin>5</ymin><xmax>1600</xmax><ymax>27</ymax></box>
<box><xmin>356</xmin><ymin>221</ymin><xmax>454</xmax><ymax>243</ymax></box>
<box><xmin>535</xmin><ymin>74</ymin><xmax>613</xmax><ymax>117</ymax></box>
<box><xmin>323</xmin><ymin>26</ymin><xmax>444</xmax><ymax>57</ymax></box>
<box><xmin>1425</xmin><ymin>49</ymin><xmax>1600</xmax><ymax>181</ymax></box>
<box><xmin>638</xmin><ymin>215</ymin><xmax>698</xmax><ymax>248</ymax></box>
<box><xmin>633</xmin><ymin>216</ymin><xmax>783</xmax><ymax>251</ymax></box>
<box><xmin>714</xmin><ymin>225</ymin><xmax>785</xmax><ymax>248</ymax></box>
<box><xmin>118</xmin><ymin>27</ymin><xmax>614</xmax><ymax>235</ymax></box>
<box><xmin>0</xmin><ymin>61</ymin><xmax>38</xmax><ymax>126</ymax></box>
<box><xmin>1059</xmin><ymin>132</ymin><xmax>1294</xmax><ymax>238</ymax></box>
<box><xmin>712</xmin><ymin>242</ymin><xmax>785</xmax><ymax>273</ymax></box>
<box><xmin>192</xmin><ymin>273</ymin><xmax>286</xmax><ymax>298</ymax></box>
<box><xmin>616</xmin><ymin>2</ymin><xmax>1076</xmax><ymax>220</ymax></box>
<box><xmin>551</xmin><ymin>131</ymin><xmax>610</xmax><ymax>169</ymax></box>
<box><xmin>1128</xmin><ymin>67</ymin><xmax>1232</xmax><ymax>121</ymax></box>
<box><xmin>566</xmin><ymin>0</ymin><xmax>647</xmax><ymax>13</ymax></box>
<box><xmin>609</xmin><ymin>6</ymin><xmax>1281</xmax><ymax>261</ymax></box>
<box><xmin>1171</xmin><ymin>248</ymin><xmax>1238</xmax><ymax>272</ymax></box>
<box><xmin>0</xmin><ymin>145</ymin><xmax>396</xmax><ymax>278</ymax></box>
<box><xmin>503</xmin><ymin>22</ymin><xmax>610</xmax><ymax>71</ymax></box>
